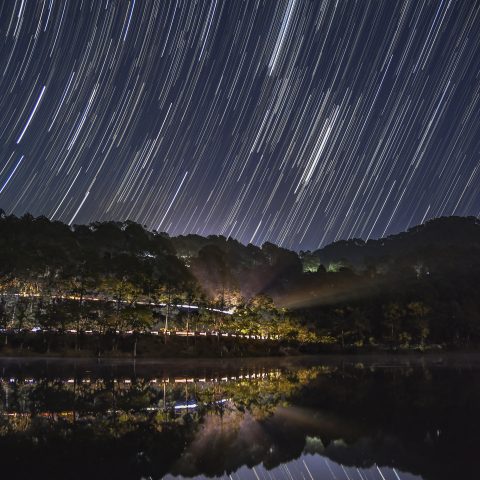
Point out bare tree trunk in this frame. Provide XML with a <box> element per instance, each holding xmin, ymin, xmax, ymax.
<box><xmin>164</xmin><ymin>289</ymin><xmax>171</xmax><ymax>344</ymax></box>
<box><xmin>75</xmin><ymin>291</ymin><xmax>83</xmax><ymax>351</ymax></box>
<box><xmin>186</xmin><ymin>298</ymin><xmax>190</xmax><ymax>346</ymax></box>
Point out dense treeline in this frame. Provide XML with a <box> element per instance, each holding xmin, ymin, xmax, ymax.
<box><xmin>0</xmin><ymin>210</ymin><xmax>479</xmax><ymax>353</ymax></box>
<box><xmin>0</xmin><ymin>211</ymin><xmax>309</xmax><ymax>353</ymax></box>
<box><xmin>289</xmin><ymin>217</ymin><xmax>480</xmax><ymax>348</ymax></box>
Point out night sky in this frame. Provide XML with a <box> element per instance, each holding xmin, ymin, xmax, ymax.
<box><xmin>1</xmin><ymin>0</ymin><xmax>480</xmax><ymax>250</ymax></box>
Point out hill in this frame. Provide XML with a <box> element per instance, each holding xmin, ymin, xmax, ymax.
<box><xmin>0</xmin><ymin>211</ymin><xmax>479</xmax><ymax>354</ymax></box>
<box><xmin>300</xmin><ymin>216</ymin><xmax>480</xmax><ymax>272</ymax></box>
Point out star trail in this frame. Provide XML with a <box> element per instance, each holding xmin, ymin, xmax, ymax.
<box><xmin>1</xmin><ymin>0</ymin><xmax>480</xmax><ymax>250</ymax></box>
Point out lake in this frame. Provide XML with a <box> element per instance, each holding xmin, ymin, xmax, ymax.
<box><xmin>0</xmin><ymin>354</ymin><xmax>478</xmax><ymax>479</ymax></box>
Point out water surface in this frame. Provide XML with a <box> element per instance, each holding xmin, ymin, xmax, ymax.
<box><xmin>0</xmin><ymin>354</ymin><xmax>478</xmax><ymax>480</ymax></box>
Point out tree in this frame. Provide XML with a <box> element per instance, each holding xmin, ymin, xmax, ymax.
<box><xmin>407</xmin><ymin>301</ymin><xmax>430</xmax><ymax>345</ymax></box>
<box><xmin>351</xmin><ymin>307</ymin><xmax>371</xmax><ymax>346</ymax></box>
<box><xmin>122</xmin><ymin>304</ymin><xmax>154</xmax><ymax>357</ymax></box>
<box><xmin>248</xmin><ymin>294</ymin><xmax>278</xmax><ymax>338</ymax></box>
<box><xmin>331</xmin><ymin>307</ymin><xmax>350</xmax><ymax>349</ymax></box>
<box><xmin>0</xmin><ymin>297</ymin><xmax>8</xmax><ymax>345</ymax></box>
<box><xmin>382</xmin><ymin>303</ymin><xmax>405</xmax><ymax>344</ymax></box>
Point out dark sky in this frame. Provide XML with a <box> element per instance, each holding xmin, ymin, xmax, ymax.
<box><xmin>1</xmin><ymin>0</ymin><xmax>480</xmax><ymax>250</ymax></box>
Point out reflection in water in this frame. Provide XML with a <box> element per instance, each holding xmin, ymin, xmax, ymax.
<box><xmin>166</xmin><ymin>457</ymin><xmax>419</xmax><ymax>480</ymax></box>
<box><xmin>0</xmin><ymin>355</ymin><xmax>479</xmax><ymax>479</ymax></box>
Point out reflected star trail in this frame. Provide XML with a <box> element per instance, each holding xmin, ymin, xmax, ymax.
<box><xmin>1</xmin><ymin>0</ymin><xmax>480</xmax><ymax>249</ymax></box>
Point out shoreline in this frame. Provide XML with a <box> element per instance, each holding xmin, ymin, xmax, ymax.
<box><xmin>0</xmin><ymin>328</ymin><xmax>476</xmax><ymax>359</ymax></box>
<box><xmin>1</xmin><ymin>351</ymin><xmax>480</xmax><ymax>370</ymax></box>
<box><xmin>0</xmin><ymin>341</ymin><xmax>476</xmax><ymax>360</ymax></box>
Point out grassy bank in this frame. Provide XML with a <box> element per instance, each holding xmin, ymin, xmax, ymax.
<box><xmin>0</xmin><ymin>332</ymin><xmax>293</xmax><ymax>358</ymax></box>
<box><xmin>0</xmin><ymin>332</ymin><xmax>457</xmax><ymax>358</ymax></box>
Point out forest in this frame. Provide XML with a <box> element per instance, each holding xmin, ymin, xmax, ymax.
<box><xmin>0</xmin><ymin>210</ymin><xmax>479</xmax><ymax>355</ymax></box>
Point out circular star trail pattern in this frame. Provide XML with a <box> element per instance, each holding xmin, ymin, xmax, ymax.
<box><xmin>1</xmin><ymin>0</ymin><xmax>480</xmax><ymax>250</ymax></box>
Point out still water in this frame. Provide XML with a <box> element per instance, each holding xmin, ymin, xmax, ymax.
<box><xmin>0</xmin><ymin>354</ymin><xmax>478</xmax><ymax>480</ymax></box>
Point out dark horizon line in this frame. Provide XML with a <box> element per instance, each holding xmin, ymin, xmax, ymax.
<box><xmin>1</xmin><ymin>207</ymin><xmax>478</xmax><ymax>254</ymax></box>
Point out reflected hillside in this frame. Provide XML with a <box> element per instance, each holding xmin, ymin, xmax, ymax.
<box><xmin>0</xmin><ymin>356</ymin><xmax>478</xmax><ymax>479</ymax></box>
